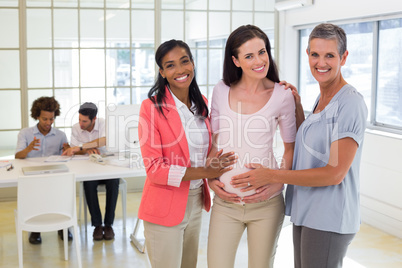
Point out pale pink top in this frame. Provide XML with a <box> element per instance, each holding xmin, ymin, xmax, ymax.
<box><xmin>210</xmin><ymin>80</ymin><xmax>296</xmax><ymax>198</ymax></box>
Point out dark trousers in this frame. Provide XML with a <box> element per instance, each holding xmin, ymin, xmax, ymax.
<box><xmin>293</xmin><ymin>225</ymin><xmax>356</xmax><ymax>268</ymax></box>
<box><xmin>84</xmin><ymin>179</ymin><xmax>119</xmax><ymax>227</ymax></box>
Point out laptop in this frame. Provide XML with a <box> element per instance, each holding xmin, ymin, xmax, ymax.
<box><xmin>22</xmin><ymin>164</ymin><xmax>69</xmax><ymax>175</ymax></box>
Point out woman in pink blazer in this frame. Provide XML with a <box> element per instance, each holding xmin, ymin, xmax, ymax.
<box><xmin>138</xmin><ymin>39</ymin><xmax>236</xmax><ymax>268</ymax></box>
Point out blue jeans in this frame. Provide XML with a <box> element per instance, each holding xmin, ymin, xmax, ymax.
<box><xmin>84</xmin><ymin>179</ymin><xmax>119</xmax><ymax>227</ymax></box>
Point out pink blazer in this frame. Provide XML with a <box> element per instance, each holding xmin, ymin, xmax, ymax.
<box><xmin>138</xmin><ymin>88</ymin><xmax>212</xmax><ymax>227</ymax></box>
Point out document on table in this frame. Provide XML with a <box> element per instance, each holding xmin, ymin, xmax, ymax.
<box><xmin>71</xmin><ymin>155</ymin><xmax>89</xmax><ymax>160</ymax></box>
<box><xmin>0</xmin><ymin>160</ymin><xmax>12</xmax><ymax>168</ymax></box>
<box><xmin>45</xmin><ymin>155</ymin><xmax>72</xmax><ymax>162</ymax></box>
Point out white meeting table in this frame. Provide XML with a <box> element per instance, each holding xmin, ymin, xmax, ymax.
<box><xmin>0</xmin><ymin>155</ymin><xmax>147</xmax><ymax>252</ymax></box>
<box><xmin>0</xmin><ymin>156</ymin><xmax>146</xmax><ymax>188</ymax></box>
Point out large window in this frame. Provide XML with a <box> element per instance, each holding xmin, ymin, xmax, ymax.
<box><xmin>0</xmin><ymin>0</ymin><xmax>276</xmax><ymax>157</ymax></box>
<box><xmin>298</xmin><ymin>18</ymin><xmax>402</xmax><ymax>132</ymax></box>
<box><xmin>0</xmin><ymin>1</ymin><xmax>20</xmax><ymax>156</ymax></box>
<box><xmin>376</xmin><ymin>19</ymin><xmax>402</xmax><ymax>127</ymax></box>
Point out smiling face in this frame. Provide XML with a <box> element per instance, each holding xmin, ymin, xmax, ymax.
<box><xmin>307</xmin><ymin>38</ymin><xmax>348</xmax><ymax>86</ymax></box>
<box><xmin>159</xmin><ymin>46</ymin><xmax>195</xmax><ymax>94</ymax></box>
<box><xmin>37</xmin><ymin>110</ymin><xmax>55</xmax><ymax>135</ymax></box>
<box><xmin>232</xmin><ymin>37</ymin><xmax>269</xmax><ymax>80</ymax></box>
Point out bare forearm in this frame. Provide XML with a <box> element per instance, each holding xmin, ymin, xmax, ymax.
<box><xmin>234</xmin><ymin>139</ymin><xmax>357</xmax><ymax>189</ymax></box>
<box><xmin>97</xmin><ymin>137</ymin><xmax>106</xmax><ymax>147</ymax></box>
<box><xmin>280</xmin><ymin>142</ymin><xmax>294</xmax><ymax>170</ymax></box>
<box><xmin>15</xmin><ymin>149</ymin><xmax>29</xmax><ymax>159</ymax></box>
<box><xmin>295</xmin><ymin>104</ymin><xmax>305</xmax><ymax>130</ymax></box>
<box><xmin>182</xmin><ymin>165</ymin><xmax>230</xmax><ymax>181</ymax></box>
<box><xmin>270</xmin><ymin>165</ymin><xmax>344</xmax><ymax>187</ymax></box>
<box><xmin>182</xmin><ymin>167</ymin><xmax>211</xmax><ymax>181</ymax></box>
<box><xmin>74</xmin><ymin>137</ymin><xmax>106</xmax><ymax>152</ymax></box>
<box><xmin>182</xmin><ymin>150</ymin><xmax>236</xmax><ymax>181</ymax></box>
<box><xmin>82</xmin><ymin>137</ymin><xmax>105</xmax><ymax>150</ymax></box>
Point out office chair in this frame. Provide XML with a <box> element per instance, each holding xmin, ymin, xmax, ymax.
<box><xmin>78</xmin><ymin>178</ymin><xmax>127</xmax><ymax>232</ymax></box>
<box><xmin>15</xmin><ymin>173</ymin><xmax>82</xmax><ymax>268</ymax></box>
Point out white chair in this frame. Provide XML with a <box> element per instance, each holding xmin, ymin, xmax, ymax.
<box><xmin>15</xmin><ymin>173</ymin><xmax>81</xmax><ymax>268</ymax></box>
<box><xmin>78</xmin><ymin>178</ymin><xmax>127</xmax><ymax>232</ymax></box>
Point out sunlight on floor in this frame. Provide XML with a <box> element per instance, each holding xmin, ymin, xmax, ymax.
<box><xmin>343</xmin><ymin>258</ymin><xmax>367</xmax><ymax>268</ymax></box>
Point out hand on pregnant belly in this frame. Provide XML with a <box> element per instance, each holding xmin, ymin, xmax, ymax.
<box><xmin>219</xmin><ymin>167</ymin><xmax>256</xmax><ymax>197</ymax></box>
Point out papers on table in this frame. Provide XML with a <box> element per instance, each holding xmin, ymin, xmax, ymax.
<box><xmin>0</xmin><ymin>160</ymin><xmax>12</xmax><ymax>168</ymax></box>
<box><xmin>45</xmin><ymin>155</ymin><xmax>72</xmax><ymax>162</ymax></box>
<box><xmin>45</xmin><ymin>155</ymin><xmax>91</xmax><ymax>162</ymax></box>
<box><xmin>71</xmin><ymin>155</ymin><xmax>89</xmax><ymax>160</ymax></box>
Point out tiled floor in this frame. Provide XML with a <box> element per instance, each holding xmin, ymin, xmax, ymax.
<box><xmin>1</xmin><ymin>192</ymin><xmax>401</xmax><ymax>267</ymax></box>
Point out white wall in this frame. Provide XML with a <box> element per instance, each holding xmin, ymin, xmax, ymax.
<box><xmin>360</xmin><ymin>131</ymin><xmax>402</xmax><ymax>238</ymax></box>
<box><xmin>276</xmin><ymin>0</ymin><xmax>402</xmax><ymax>238</ymax></box>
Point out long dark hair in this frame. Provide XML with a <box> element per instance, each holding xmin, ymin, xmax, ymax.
<box><xmin>148</xmin><ymin>39</ymin><xmax>208</xmax><ymax>118</ymax></box>
<box><xmin>223</xmin><ymin>25</ymin><xmax>280</xmax><ymax>86</ymax></box>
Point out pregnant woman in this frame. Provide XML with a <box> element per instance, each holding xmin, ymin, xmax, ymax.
<box><xmin>207</xmin><ymin>25</ymin><xmax>297</xmax><ymax>268</ymax></box>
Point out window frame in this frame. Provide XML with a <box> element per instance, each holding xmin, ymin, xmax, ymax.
<box><xmin>297</xmin><ymin>15</ymin><xmax>402</xmax><ymax>135</ymax></box>
<box><xmin>0</xmin><ymin>0</ymin><xmax>277</xmax><ymax>156</ymax></box>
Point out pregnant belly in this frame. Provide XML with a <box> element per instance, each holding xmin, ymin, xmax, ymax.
<box><xmin>219</xmin><ymin>167</ymin><xmax>256</xmax><ymax>197</ymax></box>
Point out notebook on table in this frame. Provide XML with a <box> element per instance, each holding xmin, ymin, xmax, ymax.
<box><xmin>22</xmin><ymin>164</ymin><xmax>69</xmax><ymax>175</ymax></box>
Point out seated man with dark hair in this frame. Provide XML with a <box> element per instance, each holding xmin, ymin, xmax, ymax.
<box><xmin>15</xmin><ymin>96</ymin><xmax>73</xmax><ymax>244</ymax></box>
<box><xmin>63</xmin><ymin>102</ymin><xmax>119</xmax><ymax>241</ymax></box>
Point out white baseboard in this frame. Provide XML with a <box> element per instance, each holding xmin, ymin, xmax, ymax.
<box><xmin>361</xmin><ymin>194</ymin><xmax>402</xmax><ymax>239</ymax></box>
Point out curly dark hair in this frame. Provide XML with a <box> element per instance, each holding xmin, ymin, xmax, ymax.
<box><xmin>30</xmin><ymin>96</ymin><xmax>61</xmax><ymax>120</ymax></box>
